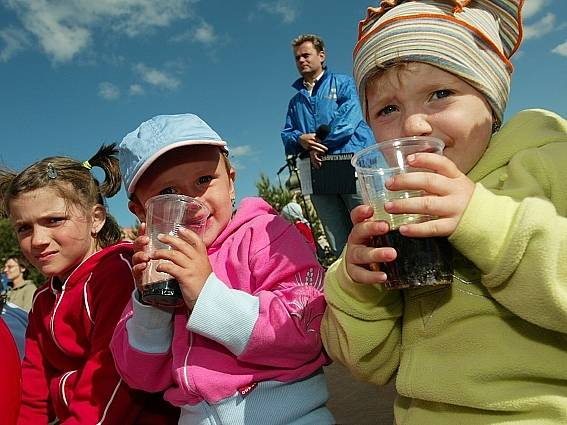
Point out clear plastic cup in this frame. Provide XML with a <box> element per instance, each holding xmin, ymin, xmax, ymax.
<box><xmin>351</xmin><ymin>136</ymin><xmax>453</xmax><ymax>289</ymax></box>
<box><xmin>142</xmin><ymin>194</ymin><xmax>209</xmax><ymax>306</ymax></box>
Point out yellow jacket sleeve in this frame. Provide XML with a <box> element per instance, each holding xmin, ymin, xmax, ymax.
<box><xmin>321</xmin><ymin>253</ymin><xmax>402</xmax><ymax>385</ymax></box>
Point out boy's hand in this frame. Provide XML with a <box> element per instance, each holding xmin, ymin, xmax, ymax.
<box><xmin>152</xmin><ymin>227</ymin><xmax>212</xmax><ymax>310</ymax></box>
<box><xmin>383</xmin><ymin>152</ymin><xmax>475</xmax><ymax>238</ymax></box>
<box><xmin>345</xmin><ymin>205</ymin><xmax>397</xmax><ymax>284</ymax></box>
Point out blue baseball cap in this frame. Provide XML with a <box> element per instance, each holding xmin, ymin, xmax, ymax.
<box><xmin>119</xmin><ymin>113</ymin><xmax>228</xmax><ymax>195</ymax></box>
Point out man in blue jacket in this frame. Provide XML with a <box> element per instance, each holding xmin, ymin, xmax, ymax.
<box><xmin>281</xmin><ymin>34</ymin><xmax>375</xmax><ymax>257</ymax></box>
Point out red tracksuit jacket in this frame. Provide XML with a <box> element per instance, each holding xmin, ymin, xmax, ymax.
<box><xmin>1</xmin><ymin>317</ymin><xmax>21</xmax><ymax>424</ymax></box>
<box><xmin>18</xmin><ymin>242</ymin><xmax>178</xmax><ymax>425</ymax></box>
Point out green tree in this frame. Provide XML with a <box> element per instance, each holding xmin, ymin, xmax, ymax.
<box><xmin>255</xmin><ymin>173</ymin><xmax>296</xmax><ymax>213</ymax></box>
<box><xmin>131</xmin><ymin>221</ymin><xmax>141</xmax><ymax>239</ymax></box>
<box><xmin>0</xmin><ymin>219</ymin><xmax>18</xmax><ymax>259</ymax></box>
<box><xmin>120</xmin><ymin>220</ymin><xmax>140</xmax><ymax>241</ymax></box>
<box><xmin>255</xmin><ymin>173</ymin><xmax>336</xmax><ymax>266</ymax></box>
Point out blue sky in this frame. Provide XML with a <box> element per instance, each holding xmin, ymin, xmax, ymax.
<box><xmin>1</xmin><ymin>0</ymin><xmax>566</xmax><ymax>227</ymax></box>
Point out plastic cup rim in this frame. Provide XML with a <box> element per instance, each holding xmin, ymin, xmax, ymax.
<box><xmin>351</xmin><ymin>136</ymin><xmax>445</xmax><ymax>172</ymax></box>
<box><xmin>144</xmin><ymin>193</ymin><xmax>209</xmax><ymax>224</ymax></box>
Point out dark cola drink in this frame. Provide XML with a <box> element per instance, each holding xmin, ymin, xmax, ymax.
<box><xmin>374</xmin><ymin>229</ymin><xmax>453</xmax><ymax>289</ymax></box>
<box><xmin>141</xmin><ymin>278</ymin><xmax>184</xmax><ymax>307</ymax></box>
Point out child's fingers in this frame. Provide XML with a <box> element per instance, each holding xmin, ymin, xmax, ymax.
<box><xmin>131</xmin><ymin>263</ymin><xmax>147</xmax><ymax>291</ymax></box>
<box><xmin>132</xmin><ymin>250</ymin><xmax>150</xmax><ymax>266</ymax></box>
<box><xmin>346</xmin><ymin>245</ymin><xmax>392</xmax><ymax>284</ymax></box>
<box><xmin>348</xmin><ymin>243</ymin><xmax>397</xmax><ymax>266</ymax></box>
<box><xmin>177</xmin><ymin>227</ymin><xmax>206</xmax><ymax>251</ymax></box>
<box><xmin>348</xmin><ymin>219</ymin><xmax>390</xmax><ymax>246</ymax></box>
<box><xmin>132</xmin><ymin>262</ymin><xmax>147</xmax><ymax>274</ymax></box>
<box><xmin>398</xmin><ymin>217</ymin><xmax>458</xmax><ymax>238</ymax></box>
<box><xmin>406</xmin><ymin>152</ymin><xmax>463</xmax><ymax>179</ymax></box>
<box><xmin>154</xmin><ymin>230</ymin><xmax>204</xmax><ymax>261</ymax></box>
<box><xmin>385</xmin><ymin>194</ymin><xmax>449</xmax><ymax>218</ymax></box>
<box><xmin>350</xmin><ymin>204</ymin><xmax>375</xmax><ymax>225</ymax></box>
<box><xmin>151</xmin><ymin>247</ymin><xmax>189</xmax><ymax>268</ymax></box>
<box><xmin>152</xmin><ymin>260</ymin><xmax>180</xmax><ymax>278</ymax></box>
<box><xmin>345</xmin><ymin>209</ymin><xmax>394</xmax><ymax>283</ymax></box>
<box><xmin>149</xmin><ymin>239</ymin><xmax>213</xmax><ymax>310</ymax></box>
<box><xmin>148</xmin><ymin>230</ymin><xmax>210</xmax><ymax>291</ymax></box>
<box><xmin>133</xmin><ymin>235</ymin><xmax>150</xmax><ymax>253</ymax></box>
<box><xmin>347</xmin><ymin>263</ymin><xmax>389</xmax><ymax>284</ymax></box>
<box><xmin>345</xmin><ymin>243</ymin><xmax>397</xmax><ymax>284</ymax></box>
<box><xmin>386</xmin><ymin>170</ymin><xmax>448</xmax><ymax>197</ymax></box>
<box><xmin>383</xmin><ymin>159</ymin><xmax>475</xmax><ymax>238</ymax></box>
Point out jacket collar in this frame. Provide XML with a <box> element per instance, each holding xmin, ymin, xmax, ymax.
<box><xmin>291</xmin><ymin>67</ymin><xmax>330</xmax><ymax>92</ymax></box>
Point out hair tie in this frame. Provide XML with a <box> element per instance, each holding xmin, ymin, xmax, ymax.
<box><xmin>82</xmin><ymin>160</ymin><xmax>92</xmax><ymax>170</ymax></box>
<box><xmin>46</xmin><ymin>163</ymin><xmax>58</xmax><ymax>179</ymax></box>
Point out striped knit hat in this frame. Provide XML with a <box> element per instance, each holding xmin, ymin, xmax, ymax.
<box><xmin>353</xmin><ymin>0</ymin><xmax>523</xmax><ymax>123</ymax></box>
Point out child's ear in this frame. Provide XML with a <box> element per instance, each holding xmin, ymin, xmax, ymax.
<box><xmin>128</xmin><ymin>199</ymin><xmax>146</xmax><ymax>222</ymax></box>
<box><xmin>228</xmin><ymin>168</ymin><xmax>236</xmax><ymax>202</ymax></box>
<box><xmin>91</xmin><ymin>204</ymin><xmax>107</xmax><ymax>234</ymax></box>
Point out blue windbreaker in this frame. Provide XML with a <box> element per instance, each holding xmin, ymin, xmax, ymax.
<box><xmin>281</xmin><ymin>70</ymin><xmax>375</xmax><ymax>157</ymax></box>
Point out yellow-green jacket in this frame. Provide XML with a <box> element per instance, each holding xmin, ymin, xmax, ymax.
<box><xmin>322</xmin><ymin>109</ymin><xmax>567</xmax><ymax>424</ymax></box>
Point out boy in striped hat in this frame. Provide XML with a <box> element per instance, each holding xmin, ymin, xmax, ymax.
<box><xmin>322</xmin><ymin>1</ymin><xmax>567</xmax><ymax>423</ymax></box>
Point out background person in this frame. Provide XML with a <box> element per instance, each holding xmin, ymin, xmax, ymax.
<box><xmin>280</xmin><ymin>201</ymin><xmax>317</xmax><ymax>253</ymax></box>
<box><xmin>1</xmin><ymin>270</ymin><xmax>9</xmax><ymax>292</ymax></box>
<box><xmin>322</xmin><ymin>0</ymin><xmax>567</xmax><ymax>424</ymax></box>
<box><xmin>4</xmin><ymin>255</ymin><xmax>36</xmax><ymax>311</ymax></box>
<box><xmin>0</xmin><ymin>294</ymin><xmax>28</xmax><ymax>359</ymax></box>
<box><xmin>281</xmin><ymin>33</ymin><xmax>375</xmax><ymax>257</ymax></box>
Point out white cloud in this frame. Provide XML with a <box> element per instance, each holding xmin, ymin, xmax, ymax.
<box><xmin>128</xmin><ymin>84</ymin><xmax>145</xmax><ymax>96</ymax></box>
<box><xmin>171</xmin><ymin>20</ymin><xmax>220</xmax><ymax>47</ymax></box>
<box><xmin>3</xmin><ymin>0</ymin><xmax>195</xmax><ymax>62</ymax></box>
<box><xmin>522</xmin><ymin>0</ymin><xmax>549</xmax><ymax>20</ymax></box>
<box><xmin>0</xmin><ymin>26</ymin><xmax>30</xmax><ymax>61</ymax></box>
<box><xmin>194</xmin><ymin>21</ymin><xmax>217</xmax><ymax>45</ymax></box>
<box><xmin>552</xmin><ymin>40</ymin><xmax>567</xmax><ymax>57</ymax></box>
<box><xmin>83</xmin><ymin>0</ymin><xmax>194</xmax><ymax>37</ymax></box>
<box><xmin>133</xmin><ymin>63</ymin><xmax>181</xmax><ymax>89</ymax></box>
<box><xmin>523</xmin><ymin>13</ymin><xmax>555</xmax><ymax>40</ymax></box>
<box><xmin>98</xmin><ymin>81</ymin><xmax>120</xmax><ymax>100</ymax></box>
<box><xmin>256</xmin><ymin>0</ymin><xmax>298</xmax><ymax>24</ymax></box>
<box><xmin>230</xmin><ymin>145</ymin><xmax>253</xmax><ymax>157</ymax></box>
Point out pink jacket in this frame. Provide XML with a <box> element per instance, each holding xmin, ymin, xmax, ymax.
<box><xmin>111</xmin><ymin>198</ymin><xmax>329</xmax><ymax>406</ymax></box>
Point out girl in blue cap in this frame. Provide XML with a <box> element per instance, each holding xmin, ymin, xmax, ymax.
<box><xmin>111</xmin><ymin>113</ymin><xmax>334</xmax><ymax>425</ymax></box>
